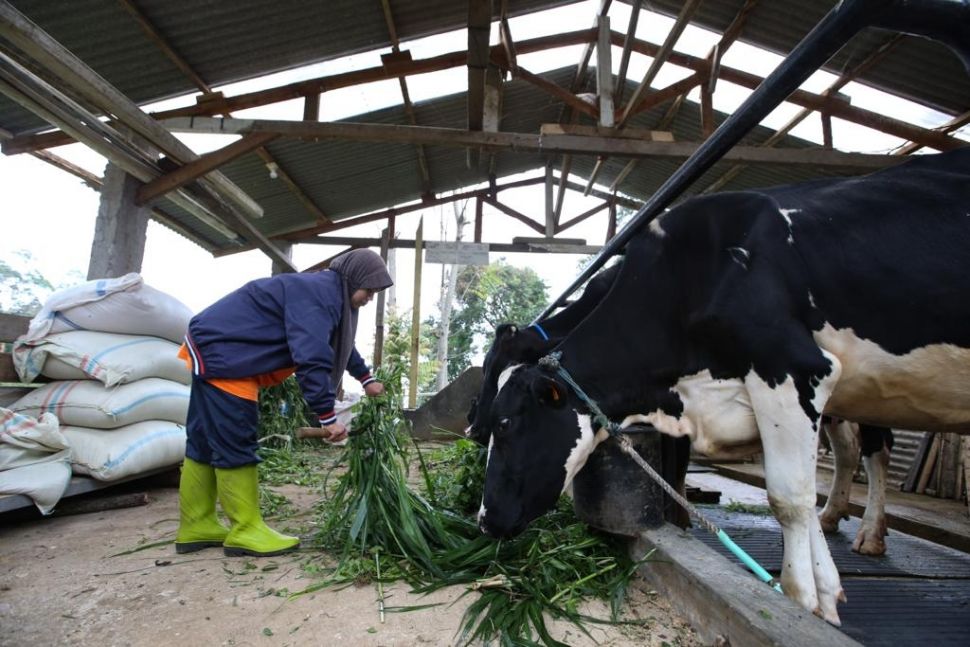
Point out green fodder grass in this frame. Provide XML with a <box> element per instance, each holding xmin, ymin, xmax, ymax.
<box><xmin>295</xmin><ymin>366</ymin><xmax>647</xmax><ymax>646</ymax></box>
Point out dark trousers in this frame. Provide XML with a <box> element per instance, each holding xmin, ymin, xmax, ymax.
<box><xmin>185</xmin><ymin>376</ymin><xmax>260</xmax><ymax>468</ymax></box>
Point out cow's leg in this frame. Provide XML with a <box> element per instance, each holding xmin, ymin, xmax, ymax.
<box><xmin>745</xmin><ymin>356</ymin><xmax>844</xmax><ymax>625</ymax></box>
<box><xmin>819</xmin><ymin>419</ymin><xmax>860</xmax><ymax>533</ymax></box>
<box><xmin>853</xmin><ymin>425</ymin><xmax>891</xmax><ymax>555</ymax></box>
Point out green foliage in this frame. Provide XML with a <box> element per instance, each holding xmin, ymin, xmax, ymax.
<box><xmin>421</xmin><ymin>439</ymin><xmax>486</xmax><ymax>516</ymax></box>
<box><xmin>257</xmin><ymin>376</ymin><xmax>313</xmax><ymax>447</ymax></box>
<box><xmin>381</xmin><ymin>310</ymin><xmax>437</xmax><ymax>405</ymax></box>
<box><xmin>0</xmin><ymin>250</ymin><xmax>83</xmax><ymax>316</ymax></box>
<box><xmin>298</xmin><ymin>368</ymin><xmax>644</xmax><ymax>646</ymax></box>
<box><xmin>446</xmin><ymin>260</ymin><xmax>549</xmax><ymax>379</ymax></box>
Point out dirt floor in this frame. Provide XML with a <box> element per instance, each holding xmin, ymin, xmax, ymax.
<box><xmin>0</xmin><ymin>478</ymin><xmax>701</xmax><ymax>647</ymax></box>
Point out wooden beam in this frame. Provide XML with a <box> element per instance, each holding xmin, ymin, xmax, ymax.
<box><xmin>255</xmin><ymin>148</ymin><xmax>331</xmax><ymax>224</ymax></box>
<box><xmin>595</xmin><ymin>15</ymin><xmax>614</xmax><ymax>128</ymax></box>
<box><xmin>615</xmin><ymin>0</ymin><xmax>642</xmax><ymax>105</ymax></box>
<box><xmin>512</xmin><ymin>66</ymin><xmax>598</xmax><ymax>119</ymax></box>
<box><xmin>617</xmin><ymin>0</ymin><xmax>702</xmax><ymax>128</ymax></box>
<box><xmin>2</xmin><ymin>28</ymin><xmax>596</xmax><ymax>154</ymax></box>
<box><xmin>165</xmin><ymin>117</ymin><xmax>914</xmax><ymax>169</ymax></box>
<box><xmin>467</xmin><ymin>0</ymin><xmax>492</xmax><ymax>145</ymax></box>
<box><xmin>0</xmin><ymin>3</ymin><xmax>263</xmax><ymax>219</ymax></box>
<box><xmin>620</xmin><ymin>72</ymin><xmax>705</xmax><ymax>122</ymax></box>
<box><xmin>483</xmin><ymin>195</ymin><xmax>546</xmax><ymax>235</ymax></box>
<box><xmin>136</xmin><ymin>132</ymin><xmax>277</xmax><ymax>205</ymax></box>
<box><xmin>556</xmin><ymin>200</ymin><xmax>609</xmax><ymax>234</ymax></box>
<box><xmin>117</xmin><ymin>0</ymin><xmax>212</xmax><ymax>93</ymax></box>
<box><xmin>300</xmin><ymin>234</ymin><xmax>603</xmax><ymax>255</ymax></box>
<box><xmin>8</xmin><ymin>26</ymin><xmax>964</xmax><ymax>156</ymax></box>
<box><xmin>269</xmin><ymin>174</ymin><xmax>546</xmax><ymax>245</ymax></box>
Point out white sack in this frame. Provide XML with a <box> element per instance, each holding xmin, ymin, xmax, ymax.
<box><xmin>10</xmin><ymin>378</ymin><xmax>189</xmax><ymax>428</ymax></box>
<box><xmin>13</xmin><ymin>330</ymin><xmax>189</xmax><ymax>385</ymax></box>
<box><xmin>0</xmin><ymin>408</ymin><xmax>72</xmax><ymax>514</ymax></box>
<box><xmin>63</xmin><ymin>421</ymin><xmax>186</xmax><ymax>482</ymax></box>
<box><xmin>21</xmin><ymin>273</ymin><xmax>191</xmax><ymax>344</ymax></box>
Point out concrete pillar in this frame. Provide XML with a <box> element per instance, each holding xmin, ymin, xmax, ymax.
<box><xmin>87</xmin><ymin>162</ymin><xmax>151</xmax><ymax>280</ymax></box>
<box><xmin>271</xmin><ymin>241</ymin><xmax>294</xmax><ymax>275</ymax></box>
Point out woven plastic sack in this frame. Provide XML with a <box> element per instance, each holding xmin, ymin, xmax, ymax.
<box><xmin>63</xmin><ymin>421</ymin><xmax>186</xmax><ymax>482</ymax></box>
<box><xmin>0</xmin><ymin>408</ymin><xmax>72</xmax><ymax>514</ymax></box>
<box><xmin>10</xmin><ymin>378</ymin><xmax>189</xmax><ymax>428</ymax></box>
<box><xmin>21</xmin><ymin>273</ymin><xmax>191</xmax><ymax>344</ymax></box>
<box><xmin>13</xmin><ymin>330</ymin><xmax>189</xmax><ymax>385</ymax></box>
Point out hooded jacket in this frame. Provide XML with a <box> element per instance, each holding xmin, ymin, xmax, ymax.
<box><xmin>184</xmin><ymin>271</ymin><xmax>372</xmax><ymax>420</ymax></box>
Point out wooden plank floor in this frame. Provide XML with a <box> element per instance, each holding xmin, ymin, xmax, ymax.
<box><xmin>710</xmin><ymin>461</ymin><xmax>970</xmax><ymax>554</ymax></box>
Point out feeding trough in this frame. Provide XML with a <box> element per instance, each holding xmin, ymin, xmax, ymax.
<box><xmin>572</xmin><ymin>424</ymin><xmax>665</xmax><ymax>536</ymax></box>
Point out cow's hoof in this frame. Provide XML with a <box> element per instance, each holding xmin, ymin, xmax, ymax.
<box><xmin>852</xmin><ymin>534</ymin><xmax>887</xmax><ymax>556</ymax></box>
<box><xmin>818</xmin><ymin>511</ymin><xmax>843</xmax><ymax>534</ymax></box>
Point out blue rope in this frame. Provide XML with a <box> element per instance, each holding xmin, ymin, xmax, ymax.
<box><xmin>530</xmin><ymin>323</ymin><xmax>550</xmax><ymax>341</ymax></box>
<box><xmin>537</xmin><ymin>352</ymin><xmax>783</xmax><ymax>594</ymax></box>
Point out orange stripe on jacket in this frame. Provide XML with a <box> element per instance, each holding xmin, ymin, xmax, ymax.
<box><xmin>178</xmin><ymin>343</ymin><xmax>296</xmax><ymax>401</ymax></box>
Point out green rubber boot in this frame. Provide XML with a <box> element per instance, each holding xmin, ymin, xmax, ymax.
<box><xmin>215</xmin><ymin>464</ymin><xmax>300</xmax><ymax>557</ymax></box>
<box><xmin>175</xmin><ymin>457</ymin><xmax>230</xmax><ymax>554</ymax></box>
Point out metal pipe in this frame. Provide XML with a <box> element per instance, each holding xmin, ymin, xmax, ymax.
<box><xmin>534</xmin><ymin>0</ymin><xmax>888</xmax><ymax>322</ymax></box>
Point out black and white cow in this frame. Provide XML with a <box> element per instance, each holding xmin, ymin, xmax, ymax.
<box><xmin>464</xmin><ymin>262</ymin><xmax>624</xmax><ymax>446</ymax></box>
<box><xmin>476</xmin><ymin>149</ymin><xmax>970</xmax><ymax>625</ymax></box>
<box><xmin>819</xmin><ymin>418</ymin><xmax>894</xmax><ymax>555</ymax></box>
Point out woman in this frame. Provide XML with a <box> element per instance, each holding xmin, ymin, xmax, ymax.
<box><xmin>174</xmin><ymin>249</ymin><xmax>393</xmax><ymax>557</ymax></box>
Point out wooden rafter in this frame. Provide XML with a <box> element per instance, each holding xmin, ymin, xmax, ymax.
<box><xmin>165</xmin><ymin>116</ymin><xmax>909</xmax><ymax>170</ymax></box>
<box><xmin>895</xmin><ymin>110</ymin><xmax>970</xmax><ymax>156</ymax></box>
<box><xmin>701</xmin><ymin>33</ymin><xmax>907</xmax><ymax>194</ymax></box>
<box><xmin>7</xmin><ymin>27</ymin><xmax>962</xmax><ymax>158</ymax></box>
<box><xmin>136</xmin><ymin>132</ymin><xmax>278</xmax><ymax>205</ymax></box>
<box><xmin>467</xmin><ymin>0</ymin><xmax>492</xmax><ymax>168</ymax></box>
<box><xmin>380</xmin><ymin>0</ymin><xmax>433</xmax><ymax>199</ymax></box>
<box><xmin>611</xmin><ymin>0</ymin><xmax>760</xmax><ymax>195</ymax></box>
<box><xmin>616</xmin><ymin>0</ymin><xmax>702</xmax><ymax>128</ymax></box>
<box><xmin>483</xmin><ymin>195</ymin><xmax>546</xmax><ymax>234</ymax></box>
<box><xmin>118</xmin><ymin>0</ymin><xmax>331</xmax><ymax>227</ymax></box>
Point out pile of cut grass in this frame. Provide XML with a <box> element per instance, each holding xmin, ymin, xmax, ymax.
<box><xmin>298</xmin><ymin>366</ymin><xmax>646</xmax><ymax>646</ymax></box>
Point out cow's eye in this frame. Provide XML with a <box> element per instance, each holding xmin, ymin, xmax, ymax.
<box><xmin>497</xmin><ymin>417</ymin><xmax>511</xmax><ymax>433</ymax></box>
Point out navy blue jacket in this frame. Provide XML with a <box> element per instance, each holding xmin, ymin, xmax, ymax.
<box><xmin>185</xmin><ymin>271</ymin><xmax>371</xmax><ymax>418</ymax></box>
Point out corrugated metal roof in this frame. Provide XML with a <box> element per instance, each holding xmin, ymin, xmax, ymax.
<box><xmin>1</xmin><ymin>0</ymin><xmax>581</xmax><ymax>135</ymax></box>
<box><xmin>2</xmin><ymin>0</ymin><xmax>966</xmax><ymax>256</ymax></box>
<box><xmin>642</xmin><ymin>0</ymin><xmax>969</xmax><ymax>115</ymax></box>
<box><xmin>154</xmin><ymin>68</ymin><xmax>854</xmax><ymax>253</ymax></box>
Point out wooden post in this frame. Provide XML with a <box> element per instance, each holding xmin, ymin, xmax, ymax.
<box><xmin>606</xmin><ymin>199</ymin><xmax>617</xmax><ymax>243</ymax></box>
<box><xmin>544</xmin><ymin>163</ymin><xmax>555</xmax><ymax>237</ymax></box>
<box><xmin>373</xmin><ymin>227</ymin><xmax>391</xmax><ymax>368</ymax></box>
<box><xmin>408</xmin><ymin>218</ymin><xmax>424</xmax><ymax>408</ymax></box>
<box><xmin>474</xmin><ymin>195</ymin><xmax>483</xmax><ymax>242</ymax></box>
<box><xmin>596</xmin><ymin>15</ymin><xmax>614</xmax><ymax>128</ymax></box>
<box><xmin>821</xmin><ymin>111</ymin><xmax>834</xmax><ymax>149</ymax></box>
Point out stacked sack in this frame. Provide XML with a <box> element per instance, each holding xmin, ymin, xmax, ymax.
<box><xmin>0</xmin><ymin>408</ymin><xmax>72</xmax><ymax>514</ymax></box>
<box><xmin>10</xmin><ymin>273</ymin><xmax>191</xmax><ymax>483</ymax></box>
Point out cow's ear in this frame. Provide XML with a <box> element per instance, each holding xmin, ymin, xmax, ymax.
<box><xmin>532</xmin><ymin>375</ymin><xmax>567</xmax><ymax>409</ymax></box>
<box><xmin>495</xmin><ymin>323</ymin><xmax>518</xmax><ymax>339</ymax></box>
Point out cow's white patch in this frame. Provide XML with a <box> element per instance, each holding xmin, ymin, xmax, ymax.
<box><xmin>478</xmin><ymin>433</ymin><xmax>496</xmax><ymax>524</ymax></box>
<box><xmin>744</xmin><ymin>366</ymin><xmax>843</xmax><ymax>624</ymax></box>
<box><xmin>496</xmin><ymin>363</ymin><xmax>522</xmax><ymax>395</ymax></box>
<box><xmin>649</xmin><ymin>216</ymin><xmax>667</xmax><ymax>238</ymax></box>
<box><xmin>727</xmin><ymin>246</ymin><xmax>749</xmax><ymax>269</ymax></box>
<box><xmin>814</xmin><ymin>323</ymin><xmax>970</xmax><ymax>430</ymax></box>
<box><xmin>560</xmin><ymin>413</ymin><xmax>604</xmax><ymax>493</ymax></box>
<box><xmin>621</xmin><ymin>371</ymin><xmax>761</xmax><ymax>458</ymax></box>
<box><xmin>807</xmin><ymin>290</ymin><xmax>817</xmax><ymax>309</ymax></box>
<box><xmin>778</xmin><ymin>207</ymin><xmax>800</xmax><ymax>224</ymax></box>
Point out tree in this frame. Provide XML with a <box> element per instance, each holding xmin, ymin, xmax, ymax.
<box><xmin>0</xmin><ymin>249</ymin><xmax>82</xmax><ymax>316</ymax></box>
<box><xmin>443</xmin><ymin>260</ymin><xmax>549</xmax><ymax>379</ymax></box>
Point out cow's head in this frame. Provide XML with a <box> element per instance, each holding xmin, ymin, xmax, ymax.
<box><xmin>477</xmin><ymin>363</ymin><xmax>607</xmax><ymax>538</ymax></box>
<box><xmin>464</xmin><ymin>324</ymin><xmax>557</xmax><ymax>446</ymax></box>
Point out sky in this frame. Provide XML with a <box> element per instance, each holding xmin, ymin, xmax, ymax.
<box><xmin>2</xmin><ymin>0</ymin><xmax>967</xmax><ymax>371</ymax></box>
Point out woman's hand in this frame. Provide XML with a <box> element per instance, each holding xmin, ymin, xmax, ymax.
<box><xmin>364</xmin><ymin>381</ymin><xmax>385</xmax><ymax>397</ymax></box>
<box><xmin>322</xmin><ymin>421</ymin><xmax>348</xmax><ymax>442</ymax></box>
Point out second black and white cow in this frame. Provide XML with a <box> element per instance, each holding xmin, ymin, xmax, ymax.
<box><xmin>476</xmin><ymin>149</ymin><xmax>970</xmax><ymax>625</ymax></box>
